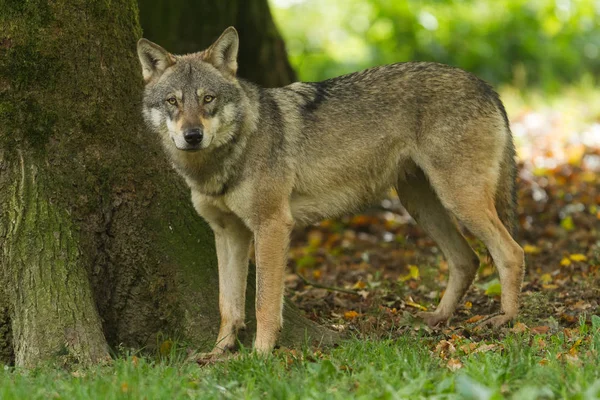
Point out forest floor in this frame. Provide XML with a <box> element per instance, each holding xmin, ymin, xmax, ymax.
<box><xmin>287</xmin><ymin>86</ymin><xmax>600</xmax><ymax>343</ymax></box>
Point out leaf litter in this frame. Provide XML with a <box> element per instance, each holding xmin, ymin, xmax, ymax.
<box><xmin>285</xmin><ymin>94</ymin><xmax>600</xmax><ymax>364</ymax></box>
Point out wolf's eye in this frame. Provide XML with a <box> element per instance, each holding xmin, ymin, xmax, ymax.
<box><xmin>203</xmin><ymin>95</ymin><xmax>215</xmax><ymax>104</ymax></box>
<box><xmin>167</xmin><ymin>97</ymin><xmax>177</xmax><ymax>105</ymax></box>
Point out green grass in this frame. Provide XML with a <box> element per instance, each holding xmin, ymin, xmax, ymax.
<box><xmin>1</xmin><ymin>318</ymin><xmax>599</xmax><ymax>399</ymax></box>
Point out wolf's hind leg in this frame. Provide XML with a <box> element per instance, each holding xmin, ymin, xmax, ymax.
<box><xmin>416</xmin><ymin>160</ymin><xmax>524</xmax><ymax>327</ymax></box>
<box><xmin>397</xmin><ymin>169</ymin><xmax>480</xmax><ymax>327</ymax></box>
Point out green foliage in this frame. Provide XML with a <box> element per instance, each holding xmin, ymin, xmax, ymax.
<box><xmin>270</xmin><ymin>0</ymin><xmax>600</xmax><ymax>90</ymax></box>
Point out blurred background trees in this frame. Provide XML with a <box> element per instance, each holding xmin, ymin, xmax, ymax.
<box><xmin>270</xmin><ymin>0</ymin><xmax>599</xmax><ymax>91</ymax></box>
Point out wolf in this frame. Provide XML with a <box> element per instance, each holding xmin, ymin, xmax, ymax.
<box><xmin>137</xmin><ymin>27</ymin><xmax>524</xmax><ymax>356</ymax></box>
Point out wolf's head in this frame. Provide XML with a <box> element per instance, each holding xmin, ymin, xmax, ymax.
<box><xmin>137</xmin><ymin>27</ymin><xmax>246</xmax><ymax>152</ymax></box>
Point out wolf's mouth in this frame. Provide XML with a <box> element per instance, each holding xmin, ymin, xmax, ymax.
<box><xmin>171</xmin><ymin>136</ymin><xmax>212</xmax><ymax>152</ymax></box>
<box><xmin>171</xmin><ymin>136</ymin><xmax>201</xmax><ymax>152</ymax></box>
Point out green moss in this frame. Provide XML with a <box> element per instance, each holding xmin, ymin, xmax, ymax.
<box><xmin>22</xmin><ymin>98</ymin><xmax>58</xmax><ymax>149</ymax></box>
<box><xmin>2</xmin><ymin>42</ymin><xmax>60</xmax><ymax>91</ymax></box>
<box><xmin>0</xmin><ymin>95</ymin><xmax>57</xmax><ymax>150</ymax></box>
<box><xmin>1</xmin><ymin>0</ymin><xmax>53</xmax><ymax>26</ymax></box>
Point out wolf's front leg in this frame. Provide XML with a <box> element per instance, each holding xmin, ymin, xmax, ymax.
<box><xmin>209</xmin><ymin>216</ymin><xmax>253</xmax><ymax>355</ymax></box>
<box><xmin>253</xmin><ymin>212</ymin><xmax>293</xmax><ymax>354</ymax></box>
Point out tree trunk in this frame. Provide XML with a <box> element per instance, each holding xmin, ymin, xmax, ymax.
<box><xmin>0</xmin><ymin>0</ymin><xmax>334</xmax><ymax>368</ymax></box>
<box><xmin>138</xmin><ymin>0</ymin><xmax>296</xmax><ymax>87</ymax></box>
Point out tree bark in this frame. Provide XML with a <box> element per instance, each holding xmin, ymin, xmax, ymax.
<box><xmin>0</xmin><ymin>0</ymin><xmax>334</xmax><ymax>367</ymax></box>
<box><xmin>138</xmin><ymin>0</ymin><xmax>296</xmax><ymax>87</ymax></box>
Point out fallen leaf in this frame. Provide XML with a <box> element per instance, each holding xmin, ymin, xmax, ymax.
<box><xmin>405</xmin><ymin>300</ymin><xmax>427</xmax><ymax>311</ymax></box>
<box><xmin>352</xmin><ymin>280</ymin><xmax>366</xmax><ymax>289</ymax></box>
<box><xmin>343</xmin><ymin>311</ymin><xmax>359</xmax><ymax>320</ymax></box>
<box><xmin>569</xmin><ymin>339</ymin><xmax>583</xmax><ymax>355</ymax></box>
<box><xmin>435</xmin><ymin>340</ymin><xmax>456</xmax><ymax>358</ymax></box>
<box><xmin>510</xmin><ymin>322</ymin><xmax>529</xmax><ymax>333</ymax></box>
<box><xmin>540</xmin><ymin>273</ymin><xmax>553</xmax><ymax>284</ymax></box>
<box><xmin>560</xmin><ymin>257</ymin><xmax>572</xmax><ymax>266</ymax></box>
<box><xmin>473</xmin><ymin>343</ymin><xmax>498</xmax><ymax>354</ymax></box>
<box><xmin>466</xmin><ymin>315</ymin><xmax>484</xmax><ymax>324</ymax></box>
<box><xmin>484</xmin><ymin>282</ymin><xmax>502</xmax><ymax>296</ymax></box>
<box><xmin>572</xmin><ymin>300</ymin><xmax>592</xmax><ymax>311</ymax></box>
<box><xmin>524</xmin><ymin>244</ymin><xmax>541</xmax><ymax>254</ymax></box>
<box><xmin>447</xmin><ymin>358</ymin><xmax>463</xmax><ymax>371</ymax></box>
<box><xmin>561</xmin><ymin>216</ymin><xmax>575</xmax><ymax>231</ymax></box>
<box><xmin>160</xmin><ymin>339</ymin><xmax>173</xmax><ymax>356</ymax></box>
<box><xmin>569</xmin><ymin>254</ymin><xmax>587</xmax><ymax>262</ymax></box>
<box><xmin>532</xmin><ymin>326</ymin><xmax>550</xmax><ymax>334</ymax></box>
<box><xmin>460</xmin><ymin>343</ymin><xmax>478</xmax><ymax>354</ymax></box>
<box><xmin>399</xmin><ymin>265</ymin><xmax>420</xmax><ymax>282</ymax></box>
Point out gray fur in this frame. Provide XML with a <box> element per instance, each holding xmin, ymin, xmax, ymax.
<box><xmin>137</xmin><ymin>27</ymin><xmax>524</xmax><ymax>356</ymax></box>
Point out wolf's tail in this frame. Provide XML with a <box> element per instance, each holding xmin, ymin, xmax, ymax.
<box><xmin>494</xmin><ymin>104</ymin><xmax>518</xmax><ymax>238</ymax></box>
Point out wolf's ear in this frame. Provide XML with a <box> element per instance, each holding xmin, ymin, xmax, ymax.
<box><xmin>137</xmin><ymin>39</ymin><xmax>175</xmax><ymax>83</ymax></box>
<box><xmin>204</xmin><ymin>27</ymin><xmax>239</xmax><ymax>77</ymax></box>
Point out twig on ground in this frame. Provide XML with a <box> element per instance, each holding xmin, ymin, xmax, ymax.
<box><xmin>298</xmin><ymin>274</ymin><xmax>360</xmax><ymax>295</ymax></box>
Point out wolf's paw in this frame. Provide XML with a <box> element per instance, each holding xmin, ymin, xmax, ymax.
<box><xmin>474</xmin><ymin>312</ymin><xmax>516</xmax><ymax>329</ymax></box>
<box><xmin>417</xmin><ymin>311</ymin><xmax>448</xmax><ymax>328</ymax></box>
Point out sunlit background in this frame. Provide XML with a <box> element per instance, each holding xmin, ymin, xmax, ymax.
<box><xmin>269</xmin><ymin>0</ymin><xmax>600</xmax><ymax>168</ymax></box>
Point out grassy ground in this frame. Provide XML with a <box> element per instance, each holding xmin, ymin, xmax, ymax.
<box><xmin>1</xmin><ymin>318</ymin><xmax>599</xmax><ymax>399</ymax></box>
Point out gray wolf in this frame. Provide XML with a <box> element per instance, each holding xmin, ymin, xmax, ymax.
<box><xmin>137</xmin><ymin>27</ymin><xmax>524</xmax><ymax>355</ymax></box>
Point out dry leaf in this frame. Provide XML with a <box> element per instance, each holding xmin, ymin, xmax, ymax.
<box><xmin>466</xmin><ymin>315</ymin><xmax>485</xmax><ymax>324</ymax></box>
<box><xmin>405</xmin><ymin>300</ymin><xmax>427</xmax><ymax>311</ymax></box>
<box><xmin>447</xmin><ymin>358</ymin><xmax>463</xmax><ymax>371</ymax></box>
<box><xmin>473</xmin><ymin>343</ymin><xmax>498</xmax><ymax>354</ymax></box>
<box><xmin>532</xmin><ymin>326</ymin><xmax>550</xmax><ymax>334</ymax></box>
<box><xmin>343</xmin><ymin>311</ymin><xmax>359</xmax><ymax>320</ymax></box>
<box><xmin>540</xmin><ymin>273</ymin><xmax>553</xmax><ymax>284</ymax></box>
<box><xmin>569</xmin><ymin>254</ymin><xmax>587</xmax><ymax>262</ymax></box>
<box><xmin>523</xmin><ymin>244</ymin><xmax>541</xmax><ymax>254</ymax></box>
<box><xmin>435</xmin><ymin>340</ymin><xmax>456</xmax><ymax>359</ymax></box>
<box><xmin>460</xmin><ymin>343</ymin><xmax>478</xmax><ymax>354</ymax></box>
<box><xmin>560</xmin><ymin>257</ymin><xmax>572</xmax><ymax>266</ymax></box>
<box><xmin>399</xmin><ymin>265</ymin><xmax>420</xmax><ymax>282</ymax></box>
<box><xmin>511</xmin><ymin>322</ymin><xmax>529</xmax><ymax>333</ymax></box>
<box><xmin>352</xmin><ymin>280</ymin><xmax>366</xmax><ymax>289</ymax></box>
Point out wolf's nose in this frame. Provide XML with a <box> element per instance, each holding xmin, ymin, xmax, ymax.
<box><xmin>183</xmin><ymin>128</ymin><xmax>203</xmax><ymax>145</ymax></box>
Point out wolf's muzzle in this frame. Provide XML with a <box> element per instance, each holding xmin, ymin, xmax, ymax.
<box><xmin>183</xmin><ymin>128</ymin><xmax>203</xmax><ymax>145</ymax></box>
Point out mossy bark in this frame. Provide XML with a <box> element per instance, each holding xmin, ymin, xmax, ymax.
<box><xmin>138</xmin><ymin>0</ymin><xmax>296</xmax><ymax>87</ymax></box>
<box><xmin>0</xmin><ymin>0</ymin><xmax>334</xmax><ymax>368</ymax></box>
<box><xmin>0</xmin><ymin>153</ymin><xmax>108</xmax><ymax>367</ymax></box>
